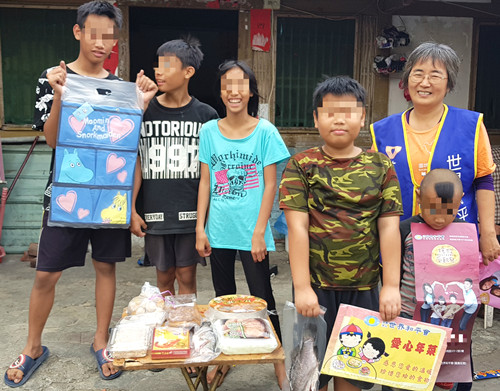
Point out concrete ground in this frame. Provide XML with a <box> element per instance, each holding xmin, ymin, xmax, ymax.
<box><xmin>0</xmin><ymin>240</ymin><xmax>499</xmax><ymax>391</ymax></box>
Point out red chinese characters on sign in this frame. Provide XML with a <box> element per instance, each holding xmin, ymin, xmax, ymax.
<box><xmin>250</xmin><ymin>9</ymin><xmax>271</xmax><ymax>52</ymax></box>
<box><xmin>390</xmin><ymin>338</ymin><xmax>437</xmax><ymax>356</ymax></box>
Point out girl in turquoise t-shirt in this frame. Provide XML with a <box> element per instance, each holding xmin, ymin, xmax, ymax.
<box><xmin>196</xmin><ymin>60</ymin><xmax>289</xmax><ymax>387</ymax></box>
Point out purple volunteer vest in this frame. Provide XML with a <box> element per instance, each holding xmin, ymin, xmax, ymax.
<box><xmin>370</xmin><ymin>104</ymin><xmax>481</xmax><ymax>223</ymax></box>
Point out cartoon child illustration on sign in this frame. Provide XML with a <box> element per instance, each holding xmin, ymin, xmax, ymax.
<box><xmin>337</xmin><ymin>324</ymin><xmax>363</xmax><ymax>357</ymax></box>
<box><xmin>358</xmin><ymin>332</ymin><xmax>389</xmax><ymax>364</ymax></box>
<box><xmin>101</xmin><ymin>192</ymin><xmax>127</xmax><ymax>224</ymax></box>
<box><xmin>58</xmin><ymin>149</ymin><xmax>94</xmax><ymax>184</ymax></box>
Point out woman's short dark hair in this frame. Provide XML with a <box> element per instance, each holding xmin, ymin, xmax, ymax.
<box><xmin>217</xmin><ymin>60</ymin><xmax>260</xmax><ymax>117</ymax></box>
<box><xmin>401</xmin><ymin>42</ymin><xmax>460</xmax><ymax>92</ymax></box>
<box><xmin>77</xmin><ymin>1</ymin><xmax>123</xmax><ymax>30</ymax></box>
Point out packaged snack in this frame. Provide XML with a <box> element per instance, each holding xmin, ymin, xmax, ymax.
<box><xmin>126</xmin><ymin>282</ymin><xmax>166</xmax><ymax>316</ymax></box>
<box><xmin>118</xmin><ymin>311</ymin><xmax>167</xmax><ymax>328</ymax></box>
<box><xmin>166</xmin><ymin>294</ymin><xmax>201</xmax><ymax>328</ymax></box>
<box><xmin>184</xmin><ymin>322</ymin><xmax>221</xmax><ymax>364</ymax></box>
<box><xmin>214</xmin><ymin>318</ymin><xmax>278</xmax><ymax>355</ymax></box>
<box><xmin>207</xmin><ymin>294</ymin><xmax>268</xmax><ymax>320</ymax></box>
<box><xmin>107</xmin><ymin>323</ymin><xmax>153</xmax><ymax>359</ymax></box>
<box><xmin>151</xmin><ymin>326</ymin><xmax>190</xmax><ymax>359</ymax></box>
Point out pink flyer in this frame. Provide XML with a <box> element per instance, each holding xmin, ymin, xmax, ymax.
<box><xmin>479</xmin><ymin>258</ymin><xmax>500</xmax><ymax>309</ymax></box>
<box><xmin>412</xmin><ymin>222</ymin><xmax>480</xmax><ymax>383</ymax></box>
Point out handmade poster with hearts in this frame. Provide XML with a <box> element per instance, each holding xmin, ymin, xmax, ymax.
<box><xmin>93</xmin><ymin>189</ymin><xmax>130</xmax><ymax>225</ymax></box>
<box><xmin>54</xmin><ymin>147</ymin><xmax>96</xmax><ymax>186</ymax></box>
<box><xmin>95</xmin><ymin>150</ymin><xmax>136</xmax><ymax>187</ymax></box>
<box><xmin>50</xmin><ymin>186</ymin><xmax>93</xmax><ymax>224</ymax></box>
<box><xmin>49</xmin><ymin>74</ymin><xmax>142</xmax><ymax>228</ymax></box>
<box><xmin>51</xmin><ymin>186</ymin><xmax>131</xmax><ymax>225</ymax></box>
<box><xmin>59</xmin><ymin>103</ymin><xmax>141</xmax><ymax>149</ymax></box>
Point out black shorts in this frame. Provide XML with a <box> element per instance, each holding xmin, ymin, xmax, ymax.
<box><xmin>145</xmin><ymin>233</ymin><xmax>205</xmax><ymax>272</ymax></box>
<box><xmin>314</xmin><ymin>286</ymin><xmax>379</xmax><ymax>390</ymax></box>
<box><xmin>37</xmin><ymin>212</ymin><xmax>131</xmax><ymax>272</ymax></box>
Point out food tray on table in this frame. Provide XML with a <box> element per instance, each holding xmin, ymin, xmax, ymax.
<box><xmin>112</xmin><ymin>305</ymin><xmax>284</xmax><ymax>371</ymax></box>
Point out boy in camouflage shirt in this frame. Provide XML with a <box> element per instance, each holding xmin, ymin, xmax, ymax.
<box><xmin>279</xmin><ymin>76</ymin><xmax>403</xmax><ymax>391</ymax></box>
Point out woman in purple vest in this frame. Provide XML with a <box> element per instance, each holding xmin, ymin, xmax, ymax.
<box><xmin>371</xmin><ymin>42</ymin><xmax>498</xmax><ymax>391</ymax></box>
<box><xmin>371</xmin><ymin>42</ymin><xmax>499</xmax><ymax>265</ymax></box>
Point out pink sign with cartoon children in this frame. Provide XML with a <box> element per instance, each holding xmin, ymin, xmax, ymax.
<box><xmin>412</xmin><ymin>222</ymin><xmax>480</xmax><ymax>383</ymax></box>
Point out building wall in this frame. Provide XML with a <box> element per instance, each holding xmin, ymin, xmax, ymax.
<box><xmin>1</xmin><ymin>141</ymin><xmax>51</xmax><ymax>254</ymax></box>
<box><xmin>387</xmin><ymin>15</ymin><xmax>474</xmax><ymax>117</ymax></box>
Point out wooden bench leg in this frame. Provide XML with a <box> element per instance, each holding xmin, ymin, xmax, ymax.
<box><xmin>484</xmin><ymin>304</ymin><xmax>494</xmax><ymax>328</ymax></box>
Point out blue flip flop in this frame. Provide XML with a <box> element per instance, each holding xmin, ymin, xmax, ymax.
<box><xmin>90</xmin><ymin>344</ymin><xmax>122</xmax><ymax>380</ymax></box>
<box><xmin>4</xmin><ymin>346</ymin><xmax>50</xmax><ymax>388</ymax></box>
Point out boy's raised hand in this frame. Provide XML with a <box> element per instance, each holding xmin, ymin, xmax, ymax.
<box><xmin>379</xmin><ymin>284</ymin><xmax>401</xmax><ymax>321</ymax></box>
<box><xmin>136</xmin><ymin>69</ymin><xmax>158</xmax><ymax>109</ymax></box>
<box><xmin>47</xmin><ymin>60</ymin><xmax>67</xmax><ymax>97</ymax></box>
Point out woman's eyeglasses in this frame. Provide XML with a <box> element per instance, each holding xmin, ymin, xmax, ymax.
<box><xmin>409</xmin><ymin>73</ymin><xmax>448</xmax><ymax>84</ymax></box>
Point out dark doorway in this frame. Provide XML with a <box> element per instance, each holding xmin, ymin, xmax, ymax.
<box><xmin>130</xmin><ymin>7</ymin><xmax>239</xmax><ymax>116</ymax></box>
<box><xmin>475</xmin><ymin>24</ymin><xmax>500</xmax><ymax>132</ymax></box>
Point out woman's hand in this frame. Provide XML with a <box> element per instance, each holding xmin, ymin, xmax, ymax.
<box><xmin>479</xmin><ymin>231</ymin><xmax>500</xmax><ymax>265</ymax></box>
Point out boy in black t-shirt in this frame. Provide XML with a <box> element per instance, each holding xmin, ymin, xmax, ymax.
<box><xmin>130</xmin><ymin>38</ymin><xmax>218</xmax><ymax>299</ymax></box>
<box><xmin>4</xmin><ymin>1</ymin><xmax>157</xmax><ymax>387</ymax></box>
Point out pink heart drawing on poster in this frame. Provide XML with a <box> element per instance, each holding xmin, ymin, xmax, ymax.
<box><xmin>106</xmin><ymin>153</ymin><xmax>126</xmax><ymax>173</ymax></box>
<box><xmin>77</xmin><ymin>208</ymin><xmax>90</xmax><ymax>219</ymax></box>
<box><xmin>56</xmin><ymin>190</ymin><xmax>77</xmax><ymax>213</ymax></box>
<box><xmin>108</xmin><ymin>116</ymin><xmax>134</xmax><ymax>143</ymax></box>
<box><xmin>68</xmin><ymin>115</ymin><xmax>86</xmax><ymax>135</ymax></box>
<box><xmin>117</xmin><ymin>170</ymin><xmax>127</xmax><ymax>183</ymax></box>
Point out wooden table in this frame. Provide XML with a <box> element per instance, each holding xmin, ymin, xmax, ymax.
<box><xmin>113</xmin><ymin>305</ymin><xmax>285</xmax><ymax>391</ymax></box>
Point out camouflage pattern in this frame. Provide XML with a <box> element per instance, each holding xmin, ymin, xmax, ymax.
<box><xmin>279</xmin><ymin>147</ymin><xmax>403</xmax><ymax>290</ymax></box>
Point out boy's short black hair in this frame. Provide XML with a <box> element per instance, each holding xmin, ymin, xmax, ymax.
<box><xmin>157</xmin><ymin>36</ymin><xmax>204</xmax><ymax>70</ymax></box>
<box><xmin>312</xmin><ymin>76</ymin><xmax>366</xmax><ymax>115</ymax></box>
<box><xmin>77</xmin><ymin>1</ymin><xmax>123</xmax><ymax>30</ymax></box>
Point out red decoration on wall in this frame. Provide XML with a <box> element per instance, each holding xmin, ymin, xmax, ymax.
<box><xmin>250</xmin><ymin>9</ymin><xmax>271</xmax><ymax>52</ymax></box>
<box><xmin>103</xmin><ymin>3</ymin><xmax>119</xmax><ymax>75</ymax></box>
<box><xmin>206</xmin><ymin>0</ymin><xmax>220</xmax><ymax>9</ymax></box>
<box><xmin>104</xmin><ymin>43</ymin><xmax>119</xmax><ymax>75</ymax></box>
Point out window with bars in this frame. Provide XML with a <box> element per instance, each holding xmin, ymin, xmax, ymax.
<box><xmin>1</xmin><ymin>8</ymin><xmax>78</xmax><ymax>126</ymax></box>
<box><xmin>475</xmin><ymin>24</ymin><xmax>500</xmax><ymax>132</ymax></box>
<box><xmin>275</xmin><ymin>17</ymin><xmax>356</xmax><ymax>128</ymax></box>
